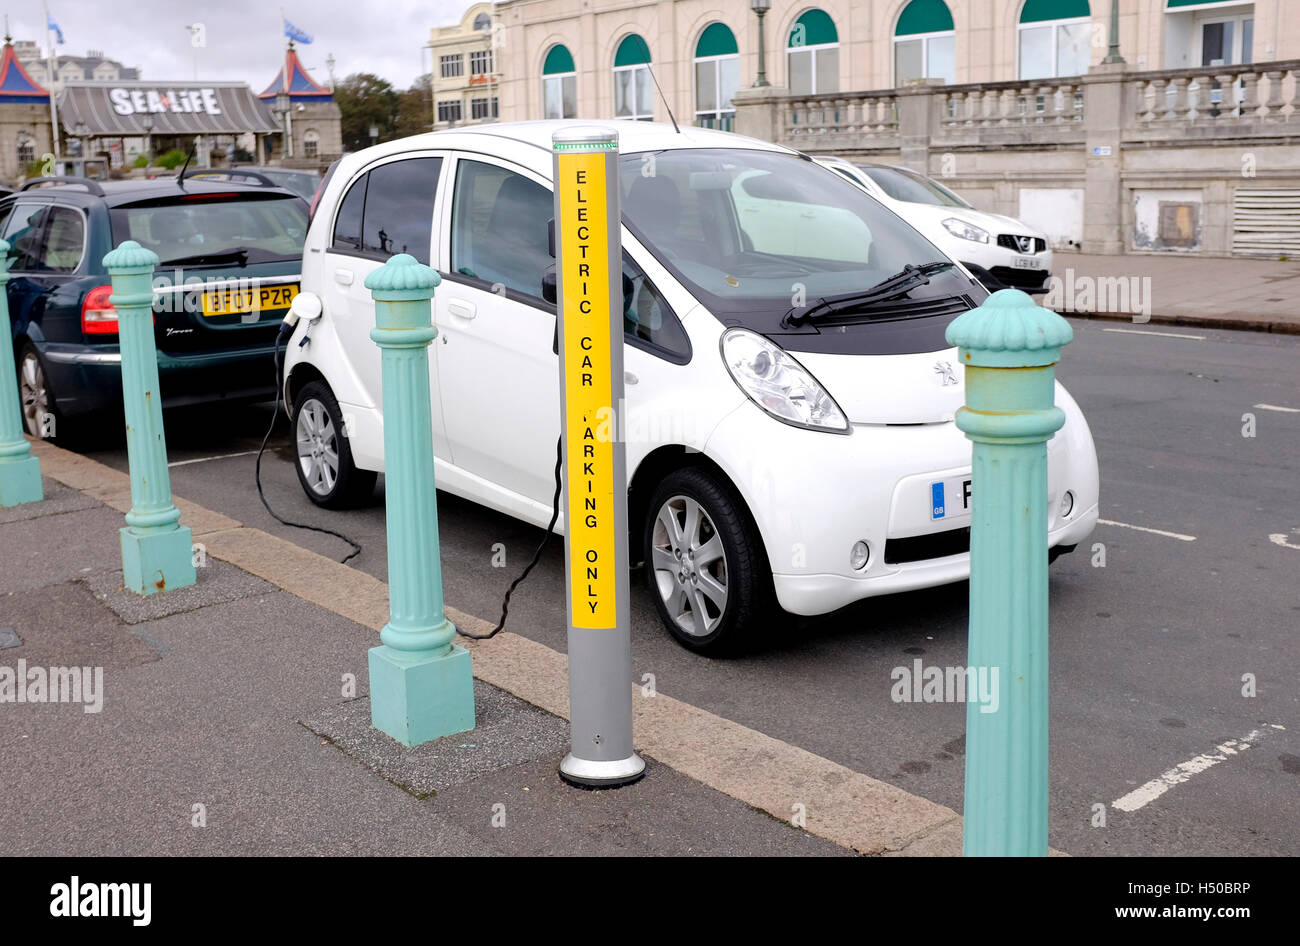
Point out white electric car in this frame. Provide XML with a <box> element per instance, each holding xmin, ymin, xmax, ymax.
<box><xmin>813</xmin><ymin>156</ymin><xmax>1053</xmax><ymax>295</ymax></box>
<box><xmin>282</xmin><ymin>121</ymin><xmax>1098</xmax><ymax>653</ymax></box>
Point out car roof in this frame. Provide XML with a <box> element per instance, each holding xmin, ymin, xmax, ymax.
<box><xmin>6</xmin><ymin>178</ymin><xmax>301</xmax><ymax>207</ymax></box>
<box><xmin>357</xmin><ymin>119</ymin><xmax>793</xmax><ymax>159</ymax></box>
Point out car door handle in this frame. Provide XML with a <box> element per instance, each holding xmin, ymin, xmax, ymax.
<box><xmin>334</xmin><ymin>269</ymin><xmax>354</xmax><ymax>286</ymax></box>
<box><xmin>447</xmin><ymin>298</ymin><xmax>477</xmax><ymax>320</ymax></box>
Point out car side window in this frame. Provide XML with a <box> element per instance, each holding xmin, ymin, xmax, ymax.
<box><xmin>449</xmin><ymin>160</ymin><xmax>551</xmax><ymax>301</ymax></box>
<box><xmin>36</xmin><ymin>206</ymin><xmax>84</xmax><ymax>273</ymax></box>
<box><xmin>330</xmin><ymin>157</ymin><xmax>442</xmax><ymax>264</ymax></box>
<box><xmin>1</xmin><ymin>203</ymin><xmax>47</xmax><ymax>272</ymax></box>
<box><xmin>621</xmin><ymin>254</ymin><xmax>688</xmax><ymax>359</ymax></box>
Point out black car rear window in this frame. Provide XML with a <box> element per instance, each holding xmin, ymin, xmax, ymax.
<box><xmin>110</xmin><ymin>193</ymin><xmax>307</xmax><ymax>266</ymax></box>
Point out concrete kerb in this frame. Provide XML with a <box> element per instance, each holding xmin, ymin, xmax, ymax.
<box><xmin>26</xmin><ymin>436</ymin><xmax>990</xmax><ymax>856</ymax></box>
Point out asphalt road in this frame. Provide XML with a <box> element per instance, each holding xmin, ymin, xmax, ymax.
<box><xmin>68</xmin><ymin>317</ymin><xmax>1300</xmax><ymax>856</ymax></box>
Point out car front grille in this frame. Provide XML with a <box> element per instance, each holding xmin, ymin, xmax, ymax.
<box><xmin>884</xmin><ymin>527</ymin><xmax>971</xmax><ymax>565</ymax></box>
<box><xmin>987</xmin><ymin>265</ymin><xmax>1051</xmax><ymax>291</ymax></box>
<box><xmin>996</xmin><ymin>234</ymin><xmax>1047</xmax><ymax>254</ymax></box>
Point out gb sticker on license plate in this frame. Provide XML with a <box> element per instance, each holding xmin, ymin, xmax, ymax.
<box><xmin>931</xmin><ymin>476</ymin><xmax>973</xmax><ymax>520</ymax></box>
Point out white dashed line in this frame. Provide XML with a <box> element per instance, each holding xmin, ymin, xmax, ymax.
<box><xmin>168</xmin><ymin>451</ymin><xmax>260</xmax><ymax>468</ymax></box>
<box><xmin>1112</xmin><ymin>726</ymin><xmax>1283</xmax><ymax>813</ymax></box>
<box><xmin>1102</xmin><ymin>327</ymin><xmax>1206</xmax><ymax>341</ymax></box>
<box><xmin>1254</xmin><ymin>403</ymin><xmax>1300</xmax><ymax>414</ymax></box>
<box><xmin>1269</xmin><ymin>533</ymin><xmax>1300</xmax><ymax>551</ymax></box>
<box><xmin>1098</xmin><ymin>518</ymin><xmax>1197</xmax><ymax>542</ymax></box>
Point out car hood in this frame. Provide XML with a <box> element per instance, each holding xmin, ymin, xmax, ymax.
<box><xmin>796</xmin><ymin>346</ymin><xmax>965</xmax><ymax>425</ymax></box>
<box><xmin>892</xmin><ymin>201</ymin><xmax>1048</xmax><ymax>240</ymax></box>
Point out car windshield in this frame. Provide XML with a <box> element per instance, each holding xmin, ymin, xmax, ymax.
<box><xmin>109</xmin><ymin>194</ymin><xmax>308</xmax><ymax>266</ymax></box>
<box><xmin>860</xmin><ymin>166</ymin><xmax>973</xmax><ymax>208</ymax></box>
<box><xmin>618</xmin><ymin>149</ymin><xmax>959</xmax><ymax>318</ymax></box>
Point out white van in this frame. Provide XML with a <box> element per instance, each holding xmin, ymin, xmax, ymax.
<box><xmin>283</xmin><ymin>121</ymin><xmax>1098</xmax><ymax>653</ymax></box>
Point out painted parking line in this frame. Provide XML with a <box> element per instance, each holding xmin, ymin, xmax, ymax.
<box><xmin>1269</xmin><ymin>533</ymin><xmax>1300</xmax><ymax>551</ymax></box>
<box><xmin>1098</xmin><ymin>518</ymin><xmax>1197</xmax><ymax>542</ymax></box>
<box><xmin>168</xmin><ymin>450</ymin><xmax>260</xmax><ymax>468</ymax></box>
<box><xmin>1102</xmin><ymin>327</ymin><xmax>1206</xmax><ymax>341</ymax></box>
<box><xmin>1254</xmin><ymin>403</ymin><xmax>1300</xmax><ymax>414</ymax></box>
<box><xmin>1112</xmin><ymin>725</ymin><xmax>1285</xmax><ymax>813</ymax></box>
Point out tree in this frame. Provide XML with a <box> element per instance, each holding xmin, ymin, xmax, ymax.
<box><xmin>334</xmin><ymin>73</ymin><xmax>400</xmax><ymax>151</ymax></box>
<box><xmin>394</xmin><ymin>74</ymin><xmax>433</xmax><ymax>139</ymax></box>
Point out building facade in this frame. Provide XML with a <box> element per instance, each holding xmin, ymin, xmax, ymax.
<box><xmin>259</xmin><ymin>46</ymin><xmax>343</xmax><ymax>168</ymax></box>
<box><xmin>429</xmin><ymin>2</ymin><xmax>501</xmax><ymax>129</ymax></box>
<box><xmin>14</xmin><ymin>41</ymin><xmax>140</xmax><ymax>91</ymax></box>
<box><xmin>490</xmin><ymin>0</ymin><xmax>1300</xmax><ymax>257</ymax></box>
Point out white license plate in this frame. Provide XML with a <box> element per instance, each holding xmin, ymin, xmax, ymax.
<box><xmin>930</xmin><ymin>475</ymin><xmax>972</xmax><ymax>521</ymax></box>
<box><xmin>1011</xmin><ymin>256</ymin><xmax>1040</xmax><ymax>270</ymax></box>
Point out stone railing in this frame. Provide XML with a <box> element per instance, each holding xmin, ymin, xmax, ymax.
<box><xmin>782</xmin><ymin>90</ymin><xmax>900</xmax><ymax>147</ymax></box>
<box><xmin>938</xmin><ymin>78</ymin><xmax>1084</xmax><ymax>129</ymax></box>
<box><xmin>1130</xmin><ymin>60</ymin><xmax>1299</xmax><ymax>129</ymax></box>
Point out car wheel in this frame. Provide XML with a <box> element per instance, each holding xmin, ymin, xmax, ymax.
<box><xmin>292</xmin><ymin>380</ymin><xmax>376</xmax><ymax>508</ymax></box>
<box><xmin>643</xmin><ymin>467</ymin><xmax>773</xmax><ymax>654</ymax></box>
<box><xmin>17</xmin><ymin>343</ymin><xmax>57</xmax><ymax>439</ymax></box>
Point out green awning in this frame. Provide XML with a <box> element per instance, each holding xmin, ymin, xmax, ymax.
<box><xmin>1167</xmin><ymin>0</ymin><xmax>1229</xmax><ymax>8</ymax></box>
<box><xmin>788</xmin><ymin>9</ymin><xmax>838</xmax><ymax>48</ymax></box>
<box><xmin>614</xmin><ymin>34</ymin><xmax>651</xmax><ymax>67</ymax></box>
<box><xmin>896</xmin><ymin>0</ymin><xmax>955</xmax><ymax>36</ymax></box>
<box><xmin>543</xmin><ymin>44</ymin><xmax>574</xmax><ymax>75</ymax></box>
<box><xmin>696</xmin><ymin>22</ymin><xmax>738</xmax><ymax>58</ymax></box>
<box><xmin>1021</xmin><ymin>0</ymin><xmax>1091</xmax><ymax>23</ymax></box>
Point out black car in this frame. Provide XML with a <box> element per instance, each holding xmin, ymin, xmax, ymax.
<box><xmin>182</xmin><ymin>166</ymin><xmax>322</xmax><ymax>201</ymax></box>
<box><xmin>4</xmin><ymin>175</ymin><xmax>307</xmax><ymax>438</ymax></box>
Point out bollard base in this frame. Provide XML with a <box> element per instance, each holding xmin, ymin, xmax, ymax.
<box><xmin>369</xmin><ymin>643</ymin><xmax>475</xmax><ymax>748</ymax></box>
<box><xmin>559</xmin><ymin>752</ymin><xmax>646</xmax><ymax>789</ymax></box>
<box><xmin>120</xmin><ymin>525</ymin><xmax>196</xmax><ymax>596</ymax></box>
<box><xmin>0</xmin><ymin>454</ymin><xmax>42</xmax><ymax>507</ymax></box>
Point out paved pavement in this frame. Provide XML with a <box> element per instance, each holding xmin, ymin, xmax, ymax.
<box><xmin>1049</xmin><ymin>252</ymin><xmax>1300</xmax><ymax>334</ymax></box>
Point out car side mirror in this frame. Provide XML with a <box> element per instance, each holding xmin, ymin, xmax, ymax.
<box><xmin>542</xmin><ymin>264</ymin><xmax>557</xmax><ymax>305</ymax></box>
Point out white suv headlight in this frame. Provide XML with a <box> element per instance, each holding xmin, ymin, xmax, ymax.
<box><xmin>720</xmin><ymin>328</ymin><xmax>849</xmax><ymax>434</ymax></box>
<box><xmin>942</xmin><ymin>217</ymin><xmax>990</xmax><ymax>243</ymax></box>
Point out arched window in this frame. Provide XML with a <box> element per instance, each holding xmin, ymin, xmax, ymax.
<box><xmin>542</xmin><ymin>44</ymin><xmax>576</xmax><ymax>119</ymax></box>
<box><xmin>303</xmin><ymin>129</ymin><xmax>320</xmax><ymax>159</ymax></box>
<box><xmin>787</xmin><ymin>9</ymin><xmax>838</xmax><ymax>95</ymax></box>
<box><xmin>473</xmin><ymin>13</ymin><xmax>491</xmax><ymax>31</ymax></box>
<box><xmin>1018</xmin><ymin>0</ymin><xmax>1091</xmax><ymax>80</ymax></box>
<box><xmin>894</xmin><ymin>0</ymin><xmax>955</xmax><ymax>85</ymax></box>
<box><xmin>694</xmin><ymin>23</ymin><xmax>739</xmax><ymax>129</ymax></box>
<box><xmin>613</xmin><ymin>34</ymin><xmax>653</xmax><ymax>121</ymax></box>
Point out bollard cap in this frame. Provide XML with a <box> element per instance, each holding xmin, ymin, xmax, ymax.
<box><xmin>945</xmin><ymin>288</ymin><xmax>1072</xmax><ymax>369</ymax></box>
<box><xmin>364</xmin><ymin>253</ymin><xmax>440</xmax><ymax>302</ymax></box>
<box><xmin>552</xmin><ymin>126</ymin><xmax>619</xmax><ymax>152</ymax></box>
<box><xmin>103</xmin><ymin>240</ymin><xmax>160</xmax><ymax>274</ymax></box>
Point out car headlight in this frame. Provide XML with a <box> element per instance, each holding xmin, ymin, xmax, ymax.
<box><xmin>720</xmin><ymin>328</ymin><xmax>849</xmax><ymax>434</ymax></box>
<box><xmin>942</xmin><ymin>218</ymin><xmax>990</xmax><ymax>243</ymax></box>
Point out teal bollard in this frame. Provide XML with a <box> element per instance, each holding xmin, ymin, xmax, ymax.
<box><xmin>0</xmin><ymin>239</ymin><xmax>42</xmax><ymax>507</ymax></box>
<box><xmin>104</xmin><ymin>241</ymin><xmax>196</xmax><ymax>595</ymax></box>
<box><xmin>365</xmin><ymin>254</ymin><xmax>475</xmax><ymax>747</ymax></box>
<box><xmin>946</xmin><ymin>288</ymin><xmax>1073</xmax><ymax>857</ymax></box>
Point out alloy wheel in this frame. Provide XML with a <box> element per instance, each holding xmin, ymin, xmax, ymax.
<box><xmin>19</xmin><ymin>351</ymin><xmax>49</xmax><ymax>438</ymax></box>
<box><xmin>650</xmin><ymin>494</ymin><xmax>729</xmax><ymax>637</ymax></box>
<box><xmin>296</xmin><ymin>397</ymin><xmax>340</xmax><ymax>496</ymax></box>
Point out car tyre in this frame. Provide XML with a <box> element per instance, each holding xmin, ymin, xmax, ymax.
<box><xmin>643</xmin><ymin>466</ymin><xmax>774</xmax><ymax>655</ymax></box>
<box><xmin>16</xmin><ymin>342</ymin><xmax>62</xmax><ymax>440</ymax></box>
<box><xmin>292</xmin><ymin>380</ymin><xmax>375</xmax><ymax>508</ymax></box>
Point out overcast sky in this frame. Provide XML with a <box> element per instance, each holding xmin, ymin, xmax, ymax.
<box><xmin>9</xmin><ymin>0</ymin><xmax>467</xmax><ymax>90</ymax></box>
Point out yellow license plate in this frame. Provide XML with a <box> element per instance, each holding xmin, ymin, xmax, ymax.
<box><xmin>201</xmin><ymin>283</ymin><xmax>299</xmax><ymax>317</ymax></box>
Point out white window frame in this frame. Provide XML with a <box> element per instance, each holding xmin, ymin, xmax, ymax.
<box><xmin>694</xmin><ymin>52</ymin><xmax>739</xmax><ymax>125</ymax></box>
<box><xmin>893</xmin><ymin>29</ymin><xmax>956</xmax><ymax>86</ymax></box>
<box><xmin>439</xmin><ymin>54</ymin><xmax>464</xmax><ymax>79</ymax></box>
<box><xmin>436</xmin><ymin>99</ymin><xmax>463</xmax><ymax>124</ymax></box>
<box><xmin>612</xmin><ymin>62</ymin><xmax>653</xmax><ymax>121</ymax></box>
<box><xmin>786</xmin><ymin>41</ymin><xmax>838</xmax><ymax>95</ymax></box>
<box><xmin>542</xmin><ymin>71</ymin><xmax>576</xmax><ymax>119</ymax></box>
<box><xmin>1016</xmin><ymin>15</ymin><xmax>1091</xmax><ymax>80</ymax></box>
<box><xmin>1192</xmin><ymin>11</ymin><xmax>1254</xmax><ymax>67</ymax></box>
<box><xmin>469</xmin><ymin>49</ymin><xmax>493</xmax><ymax>76</ymax></box>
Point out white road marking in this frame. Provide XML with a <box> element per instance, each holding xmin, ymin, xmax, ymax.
<box><xmin>168</xmin><ymin>450</ymin><xmax>259</xmax><ymax>468</ymax></box>
<box><xmin>1102</xmin><ymin>327</ymin><xmax>1206</xmax><ymax>341</ymax></box>
<box><xmin>1269</xmin><ymin>533</ymin><xmax>1300</xmax><ymax>551</ymax></box>
<box><xmin>1098</xmin><ymin>518</ymin><xmax>1197</xmax><ymax>542</ymax></box>
<box><xmin>1112</xmin><ymin>726</ymin><xmax>1282</xmax><ymax>813</ymax></box>
<box><xmin>1254</xmin><ymin>403</ymin><xmax>1300</xmax><ymax>414</ymax></box>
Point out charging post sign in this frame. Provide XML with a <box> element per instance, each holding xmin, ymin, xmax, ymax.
<box><xmin>553</xmin><ymin>127</ymin><xmax>644</xmax><ymax>787</ymax></box>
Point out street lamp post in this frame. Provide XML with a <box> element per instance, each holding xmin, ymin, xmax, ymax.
<box><xmin>140</xmin><ymin>113</ymin><xmax>153</xmax><ymax>169</ymax></box>
<box><xmin>275</xmin><ymin>91</ymin><xmax>293</xmax><ymax>161</ymax></box>
<box><xmin>1102</xmin><ymin>0</ymin><xmax>1125</xmax><ymax>65</ymax></box>
<box><xmin>750</xmin><ymin>0</ymin><xmax>772</xmax><ymax>88</ymax></box>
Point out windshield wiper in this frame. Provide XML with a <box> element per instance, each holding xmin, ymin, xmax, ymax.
<box><xmin>159</xmin><ymin>247</ymin><xmax>250</xmax><ymax>267</ymax></box>
<box><xmin>783</xmin><ymin>261</ymin><xmax>954</xmax><ymax>326</ymax></box>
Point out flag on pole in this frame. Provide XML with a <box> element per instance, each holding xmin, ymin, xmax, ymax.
<box><xmin>283</xmin><ymin>18</ymin><xmax>312</xmax><ymax>45</ymax></box>
<box><xmin>47</xmin><ymin>14</ymin><xmax>65</xmax><ymax>44</ymax></box>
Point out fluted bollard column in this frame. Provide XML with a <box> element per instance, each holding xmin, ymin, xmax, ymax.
<box><xmin>0</xmin><ymin>239</ymin><xmax>42</xmax><ymax>507</ymax></box>
<box><xmin>946</xmin><ymin>289</ymin><xmax>1073</xmax><ymax>857</ymax></box>
<box><xmin>365</xmin><ymin>254</ymin><xmax>474</xmax><ymax>747</ymax></box>
<box><xmin>104</xmin><ymin>241</ymin><xmax>195</xmax><ymax>595</ymax></box>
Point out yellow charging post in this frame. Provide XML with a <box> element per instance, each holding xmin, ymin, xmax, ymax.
<box><xmin>552</xmin><ymin>126</ymin><xmax>644</xmax><ymax>788</ymax></box>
